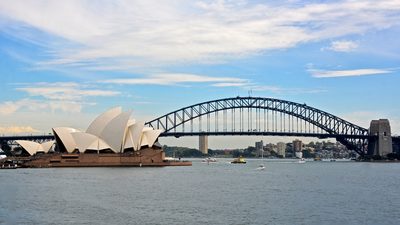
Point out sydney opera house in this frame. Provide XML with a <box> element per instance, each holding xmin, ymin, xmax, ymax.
<box><xmin>12</xmin><ymin>107</ymin><xmax>191</xmax><ymax>167</ymax></box>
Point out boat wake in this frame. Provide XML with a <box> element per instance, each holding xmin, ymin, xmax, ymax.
<box><xmin>256</xmin><ymin>164</ymin><xmax>265</xmax><ymax>170</ymax></box>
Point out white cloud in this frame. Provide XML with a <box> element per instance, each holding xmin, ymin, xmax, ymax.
<box><xmin>0</xmin><ymin>82</ymin><xmax>120</xmax><ymax>115</ymax></box>
<box><xmin>101</xmin><ymin>73</ymin><xmax>325</xmax><ymax>95</ymax></box>
<box><xmin>0</xmin><ymin>0</ymin><xmax>399</xmax><ymax>70</ymax></box>
<box><xmin>0</xmin><ymin>126</ymin><xmax>39</xmax><ymax>134</ymax></box>
<box><xmin>16</xmin><ymin>82</ymin><xmax>120</xmax><ymax>101</ymax></box>
<box><xmin>0</xmin><ymin>101</ymin><xmax>21</xmax><ymax>115</ymax></box>
<box><xmin>212</xmin><ymin>82</ymin><xmax>249</xmax><ymax>87</ymax></box>
<box><xmin>0</xmin><ymin>98</ymin><xmax>84</xmax><ymax>115</ymax></box>
<box><xmin>101</xmin><ymin>73</ymin><xmax>248</xmax><ymax>86</ymax></box>
<box><xmin>309</xmin><ymin>68</ymin><xmax>393</xmax><ymax>78</ymax></box>
<box><xmin>244</xmin><ymin>85</ymin><xmax>327</xmax><ymax>94</ymax></box>
<box><xmin>341</xmin><ymin>111</ymin><xmax>400</xmax><ymax>135</ymax></box>
<box><xmin>325</xmin><ymin>40</ymin><xmax>358</xmax><ymax>52</ymax></box>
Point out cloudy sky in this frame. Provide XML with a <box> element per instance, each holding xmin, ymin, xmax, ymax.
<box><xmin>0</xmin><ymin>0</ymin><xmax>399</xmax><ymax>148</ymax></box>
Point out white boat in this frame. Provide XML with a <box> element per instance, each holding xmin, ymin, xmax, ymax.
<box><xmin>298</xmin><ymin>158</ymin><xmax>306</xmax><ymax>163</ymax></box>
<box><xmin>257</xmin><ymin>164</ymin><xmax>266</xmax><ymax>170</ymax></box>
<box><xmin>335</xmin><ymin>158</ymin><xmax>352</xmax><ymax>162</ymax></box>
<box><xmin>202</xmin><ymin>157</ymin><xmax>217</xmax><ymax>163</ymax></box>
<box><xmin>322</xmin><ymin>158</ymin><xmax>336</xmax><ymax>162</ymax></box>
<box><xmin>164</xmin><ymin>157</ymin><xmax>180</xmax><ymax>161</ymax></box>
<box><xmin>256</xmin><ymin>150</ymin><xmax>266</xmax><ymax>170</ymax></box>
<box><xmin>295</xmin><ymin>152</ymin><xmax>303</xmax><ymax>159</ymax></box>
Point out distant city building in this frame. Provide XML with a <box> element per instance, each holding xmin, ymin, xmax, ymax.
<box><xmin>265</xmin><ymin>143</ymin><xmax>275</xmax><ymax>156</ymax></box>
<box><xmin>255</xmin><ymin>140</ymin><xmax>264</xmax><ymax>157</ymax></box>
<box><xmin>293</xmin><ymin>139</ymin><xmax>302</xmax><ymax>154</ymax></box>
<box><xmin>277</xmin><ymin>142</ymin><xmax>286</xmax><ymax>158</ymax></box>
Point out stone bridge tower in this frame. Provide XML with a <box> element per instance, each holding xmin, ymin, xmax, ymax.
<box><xmin>368</xmin><ymin>119</ymin><xmax>393</xmax><ymax>156</ymax></box>
<box><xmin>199</xmin><ymin>135</ymin><xmax>208</xmax><ymax>154</ymax></box>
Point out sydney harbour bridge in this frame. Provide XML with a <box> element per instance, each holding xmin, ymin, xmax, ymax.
<box><xmin>1</xmin><ymin>96</ymin><xmax>398</xmax><ymax>157</ymax></box>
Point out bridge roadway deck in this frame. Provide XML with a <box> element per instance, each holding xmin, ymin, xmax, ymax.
<box><xmin>0</xmin><ymin>132</ymin><xmax>374</xmax><ymax>142</ymax></box>
<box><xmin>160</xmin><ymin>131</ymin><xmax>373</xmax><ymax>139</ymax></box>
<box><xmin>1</xmin><ymin>132</ymin><xmax>375</xmax><ymax>141</ymax></box>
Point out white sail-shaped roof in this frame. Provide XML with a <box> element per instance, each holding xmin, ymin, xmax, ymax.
<box><xmin>122</xmin><ymin>119</ymin><xmax>136</xmax><ymax>149</ymax></box>
<box><xmin>53</xmin><ymin>127</ymin><xmax>79</xmax><ymax>153</ymax></box>
<box><xmin>86</xmin><ymin>107</ymin><xmax>122</xmax><ymax>137</ymax></box>
<box><xmin>99</xmin><ymin>110</ymin><xmax>132</xmax><ymax>153</ymax></box>
<box><xmin>41</xmin><ymin>140</ymin><xmax>55</xmax><ymax>153</ymax></box>
<box><xmin>87</xmin><ymin>139</ymin><xmax>111</xmax><ymax>151</ymax></box>
<box><xmin>142</xmin><ymin>127</ymin><xmax>153</xmax><ymax>132</ymax></box>
<box><xmin>50</xmin><ymin>107</ymin><xmax>163</xmax><ymax>154</ymax></box>
<box><xmin>123</xmin><ymin>128</ymin><xmax>134</xmax><ymax>149</ymax></box>
<box><xmin>139</xmin><ymin>127</ymin><xmax>153</xmax><ymax>147</ymax></box>
<box><xmin>127</xmin><ymin>119</ymin><xmax>136</xmax><ymax>127</ymax></box>
<box><xmin>71</xmin><ymin>132</ymin><xmax>98</xmax><ymax>152</ymax></box>
<box><xmin>126</xmin><ymin>121</ymin><xmax>145</xmax><ymax>151</ymax></box>
<box><xmin>140</xmin><ymin>134</ymin><xmax>149</xmax><ymax>147</ymax></box>
<box><xmin>71</xmin><ymin>132</ymin><xmax>113</xmax><ymax>153</ymax></box>
<box><xmin>16</xmin><ymin>140</ymin><xmax>42</xmax><ymax>155</ymax></box>
<box><xmin>142</xmin><ymin>129</ymin><xmax>163</xmax><ymax>148</ymax></box>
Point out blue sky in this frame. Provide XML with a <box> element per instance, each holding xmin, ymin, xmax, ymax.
<box><xmin>0</xmin><ymin>0</ymin><xmax>399</xmax><ymax>148</ymax></box>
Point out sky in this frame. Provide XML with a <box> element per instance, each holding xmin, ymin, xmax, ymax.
<box><xmin>0</xmin><ymin>0</ymin><xmax>399</xmax><ymax>149</ymax></box>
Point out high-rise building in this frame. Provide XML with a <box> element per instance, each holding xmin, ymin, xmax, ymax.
<box><xmin>293</xmin><ymin>139</ymin><xmax>302</xmax><ymax>153</ymax></box>
<box><xmin>255</xmin><ymin>140</ymin><xmax>264</xmax><ymax>157</ymax></box>
<box><xmin>277</xmin><ymin>142</ymin><xmax>286</xmax><ymax>158</ymax></box>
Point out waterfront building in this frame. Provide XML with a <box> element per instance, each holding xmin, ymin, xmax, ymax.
<box><xmin>14</xmin><ymin>107</ymin><xmax>163</xmax><ymax>155</ymax></box>
<box><xmin>9</xmin><ymin>107</ymin><xmax>192</xmax><ymax>167</ymax></box>
<box><xmin>277</xmin><ymin>142</ymin><xmax>286</xmax><ymax>158</ymax></box>
<box><xmin>265</xmin><ymin>143</ymin><xmax>275</xmax><ymax>156</ymax></box>
<box><xmin>293</xmin><ymin>139</ymin><xmax>302</xmax><ymax>152</ymax></box>
<box><xmin>255</xmin><ymin>140</ymin><xmax>264</xmax><ymax>157</ymax></box>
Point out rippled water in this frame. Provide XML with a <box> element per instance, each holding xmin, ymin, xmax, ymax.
<box><xmin>1</xmin><ymin>159</ymin><xmax>400</xmax><ymax>225</ymax></box>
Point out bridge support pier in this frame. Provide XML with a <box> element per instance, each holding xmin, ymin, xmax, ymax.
<box><xmin>368</xmin><ymin>119</ymin><xmax>393</xmax><ymax>156</ymax></box>
<box><xmin>199</xmin><ymin>135</ymin><xmax>208</xmax><ymax>154</ymax></box>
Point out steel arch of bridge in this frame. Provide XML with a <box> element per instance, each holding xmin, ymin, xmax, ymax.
<box><xmin>146</xmin><ymin>96</ymin><xmax>371</xmax><ymax>155</ymax></box>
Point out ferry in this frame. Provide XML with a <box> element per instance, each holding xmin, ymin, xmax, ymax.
<box><xmin>231</xmin><ymin>156</ymin><xmax>246</xmax><ymax>164</ymax></box>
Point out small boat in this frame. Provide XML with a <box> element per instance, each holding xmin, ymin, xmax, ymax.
<box><xmin>322</xmin><ymin>158</ymin><xmax>335</xmax><ymax>162</ymax></box>
<box><xmin>257</xmin><ymin>164</ymin><xmax>265</xmax><ymax>170</ymax></box>
<box><xmin>231</xmin><ymin>156</ymin><xmax>246</xmax><ymax>164</ymax></box>
<box><xmin>257</xmin><ymin>150</ymin><xmax>265</xmax><ymax>169</ymax></box>
<box><xmin>202</xmin><ymin>157</ymin><xmax>217</xmax><ymax>163</ymax></box>
<box><xmin>298</xmin><ymin>158</ymin><xmax>306</xmax><ymax>164</ymax></box>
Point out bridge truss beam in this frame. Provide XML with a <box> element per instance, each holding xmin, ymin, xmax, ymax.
<box><xmin>146</xmin><ymin>97</ymin><xmax>371</xmax><ymax>155</ymax></box>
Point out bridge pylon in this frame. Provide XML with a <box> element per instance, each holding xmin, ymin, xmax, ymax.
<box><xmin>199</xmin><ymin>135</ymin><xmax>208</xmax><ymax>154</ymax></box>
<box><xmin>368</xmin><ymin>119</ymin><xmax>393</xmax><ymax>156</ymax></box>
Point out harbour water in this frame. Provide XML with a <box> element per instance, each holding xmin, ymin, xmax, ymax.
<box><xmin>1</xmin><ymin>159</ymin><xmax>400</xmax><ymax>225</ymax></box>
